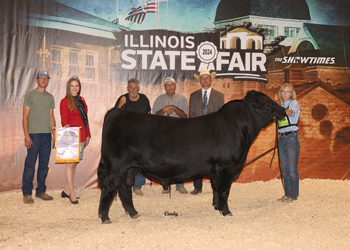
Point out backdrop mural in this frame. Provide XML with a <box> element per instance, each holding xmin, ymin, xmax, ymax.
<box><xmin>1</xmin><ymin>0</ymin><xmax>349</xmax><ymax>193</ymax></box>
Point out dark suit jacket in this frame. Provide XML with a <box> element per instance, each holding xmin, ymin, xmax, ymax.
<box><xmin>189</xmin><ymin>88</ymin><xmax>224</xmax><ymax>118</ymax></box>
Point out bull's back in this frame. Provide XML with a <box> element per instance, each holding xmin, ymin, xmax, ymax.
<box><xmin>102</xmin><ymin>109</ymin><xmax>235</xmax><ymax>163</ymax></box>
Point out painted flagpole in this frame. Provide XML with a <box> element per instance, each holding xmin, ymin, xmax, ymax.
<box><xmin>154</xmin><ymin>0</ymin><xmax>157</xmax><ymax>28</ymax></box>
<box><xmin>157</xmin><ymin>0</ymin><xmax>168</xmax><ymax>30</ymax></box>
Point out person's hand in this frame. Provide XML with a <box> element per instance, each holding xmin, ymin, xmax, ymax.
<box><xmin>64</xmin><ymin>124</ymin><xmax>70</xmax><ymax>127</ymax></box>
<box><xmin>163</xmin><ymin>105</ymin><xmax>174</xmax><ymax>115</ymax></box>
<box><xmin>85</xmin><ymin>137</ymin><xmax>90</xmax><ymax>148</ymax></box>
<box><xmin>51</xmin><ymin>128</ymin><xmax>56</xmax><ymax>148</ymax></box>
<box><xmin>286</xmin><ymin>109</ymin><xmax>293</xmax><ymax>116</ymax></box>
<box><xmin>119</xmin><ymin>96</ymin><xmax>127</xmax><ymax>107</ymax></box>
<box><xmin>52</xmin><ymin>134</ymin><xmax>56</xmax><ymax>149</ymax></box>
<box><xmin>24</xmin><ymin>135</ymin><xmax>33</xmax><ymax>149</ymax></box>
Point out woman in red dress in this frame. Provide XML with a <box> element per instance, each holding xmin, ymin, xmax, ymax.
<box><xmin>60</xmin><ymin>76</ymin><xmax>91</xmax><ymax>204</ymax></box>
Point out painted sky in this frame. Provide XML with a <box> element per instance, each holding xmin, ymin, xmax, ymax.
<box><xmin>54</xmin><ymin>0</ymin><xmax>350</xmax><ymax>32</ymax></box>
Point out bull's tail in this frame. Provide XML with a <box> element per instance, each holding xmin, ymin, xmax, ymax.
<box><xmin>97</xmin><ymin>158</ymin><xmax>107</xmax><ymax>189</ymax></box>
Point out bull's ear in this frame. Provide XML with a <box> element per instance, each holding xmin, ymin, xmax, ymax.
<box><xmin>244</xmin><ymin>90</ymin><xmax>256</xmax><ymax>103</ymax></box>
<box><xmin>244</xmin><ymin>90</ymin><xmax>262</xmax><ymax>110</ymax></box>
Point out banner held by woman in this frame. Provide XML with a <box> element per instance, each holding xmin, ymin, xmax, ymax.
<box><xmin>55</xmin><ymin>127</ymin><xmax>81</xmax><ymax>163</ymax></box>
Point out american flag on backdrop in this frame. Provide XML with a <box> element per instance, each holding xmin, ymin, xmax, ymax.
<box><xmin>125</xmin><ymin>1</ymin><xmax>159</xmax><ymax>24</ymax></box>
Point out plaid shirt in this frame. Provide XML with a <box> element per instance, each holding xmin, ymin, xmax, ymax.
<box><xmin>278</xmin><ymin>99</ymin><xmax>300</xmax><ymax>133</ymax></box>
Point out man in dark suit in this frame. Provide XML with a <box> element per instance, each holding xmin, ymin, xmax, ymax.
<box><xmin>189</xmin><ymin>68</ymin><xmax>225</xmax><ymax>195</ymax></box>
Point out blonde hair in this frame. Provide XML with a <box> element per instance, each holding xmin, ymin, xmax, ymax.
<box><xmin>279</xmin><ymin>83</ymin><xmax>296</xmax><ymax>103</ymax></box>
<box><xmin>65</xmin><ymin>76</ymin><xmax>81</xmax><ymax>112</ymax></box>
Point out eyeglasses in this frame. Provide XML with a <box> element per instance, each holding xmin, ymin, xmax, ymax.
<box><xmin>281</xmin><ymin>90</ymin><xmax>292</xmax><ymax>94</ymax></box>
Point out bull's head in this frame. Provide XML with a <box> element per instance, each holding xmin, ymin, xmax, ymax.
<box><xmin>244</xmin><ymin>90</ymin><xmax>286</xmax><ymax>120</ymax></box>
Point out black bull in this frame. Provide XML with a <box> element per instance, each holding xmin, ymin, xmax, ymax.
<box><xmin>97</xmin><ymin>90</ymin><xmax>286</xmax><ymax>223</ymax></box>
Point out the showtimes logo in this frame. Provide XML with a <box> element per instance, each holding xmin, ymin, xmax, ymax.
<box><xmin>275</xmin><ymin>57</ymin><xmax>335</xmax><ymax>64</ymax></box>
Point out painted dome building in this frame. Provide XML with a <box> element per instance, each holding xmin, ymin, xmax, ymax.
<box><xmin>214</xmin><ymin>0</ymin><xmax>311</xmax><ymax>46</ymax></box>
<box><xmin>220</xmin><ymin>27</ymin><xmax>263</xmax><ymax>50</ymax></box>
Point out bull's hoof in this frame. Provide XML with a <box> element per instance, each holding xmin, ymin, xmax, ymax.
<box><xmin>101</xmin><ymin>216</ymin><xmax>111</xmax><ymax>224</ymax></box>
<box><xmin>131</xmin><ymin>213</ymin><xmax>140</xmax><ymax>219</ymax></box>
<box><xmin>102</xmin><ymin>219</ymin><xmax>112</xmax><ymax>224</ymax></box>
<box><xmin>219</xmin><ymin>209</ymin><xmax>232</xmax><ymax>217</ymax></box>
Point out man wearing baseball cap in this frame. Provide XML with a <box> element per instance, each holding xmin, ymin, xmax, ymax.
<box><xmin>189</xmin><ymin>68</ymin><xmax>224</xmax><ymax>195</ymax></box>
<box><xmin>22</xmin><ymin>70</ymin><xmax>55</xmax><ymax>204</ymax></box>
<box><xmin>153</xmin><ymin>76</ymin><xmax>189</xmax><ymax>194</ymax></box>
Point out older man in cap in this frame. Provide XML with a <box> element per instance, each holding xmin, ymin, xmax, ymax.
<box><xmin>189</xmin><ymin>68</ymin><xmax>224</xmax><ymax>195</ymax></box>
<box><xmin>153</xmin><ymin>76</ymin><xmax>189</xmax><ymax>194</ymax></box>
<box><xmin>22</xmin><ymin>70</ymin><xmax>56</xmax><ymax>204</ymax></box>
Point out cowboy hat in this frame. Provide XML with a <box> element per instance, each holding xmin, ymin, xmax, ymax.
<box><xmin>194</xmin><ymin>68</ymin><xmax>216</xmax><ymax>82</ymax></box>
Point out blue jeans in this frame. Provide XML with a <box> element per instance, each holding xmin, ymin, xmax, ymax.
<box><xmin>133</xmin><ymin>173</ymin><xmax>145</xmax><ymax>190</ymax></box>
<box><xmin>176</xmin><ymin>183</ymin><xmax>184</xmax><ymax>188</ymax></box>
<box><xmin>279</xmin><ymin>132</ymin><xmax>300</xmax><ymax>200</ymax></box>
<box><xmin>22</xmin><ymin>133</ymin><xmax>52</xmax><ymax>196</ymax></box>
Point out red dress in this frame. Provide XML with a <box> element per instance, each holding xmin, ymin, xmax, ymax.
<box><xmin>60</xmin><ymin>96</ymin><xmax>91</xmax><ymax>142</ymax></box>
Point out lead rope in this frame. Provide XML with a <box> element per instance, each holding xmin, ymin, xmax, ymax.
<box><xmin>243</xmin><ymin>121</ymin><xmax>284</xmax><ymax>191</ymax></box>
<box><xmin>244</xmin><ymin>147</ymin><xmax>275</xmax><ymax>166</ymax></box>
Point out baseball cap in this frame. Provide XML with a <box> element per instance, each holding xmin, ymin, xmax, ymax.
<box><xmin>164</xmin><ymin>77</ymin><xmax>175</xmax><ymax>84</ymax></box>
<box><xmin>36</xmin><ymin>70</ymin><xmax>50</xmax><ymax>79</ymax></box>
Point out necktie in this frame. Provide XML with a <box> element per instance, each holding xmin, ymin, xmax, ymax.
<box><xmin>203</xmin><ymin>90</ymin><xmax>208</xmax><ymax>115</ymax></box>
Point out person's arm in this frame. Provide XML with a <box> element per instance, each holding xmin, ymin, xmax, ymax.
<box><xmin>85</xmin><ymin>137</ymin><xmax>91</xmax><ymax>148</ymax></box>
<box><xmin>50</xmin><ymin>108</ymin><xmax>56</xmax><ymax>131</ymax></box>
<box><xmin>155</xmin><ymin>108</ymin><xmax>166</xmax><ymax>116</ymax></box>
<box><xmin>152</xmin><ymin>97</ymin><xmax>161</xmax><ymax>115</ymax></box>
<box><xmin>145</xmin><ymin>96</ymin><xmax>151</xmax><ymax>114</ymax></box>
<box><xmin>84</xmin><ymin>99</ymin><xmax>91</xmax><ymax>148</ymax></box>
<box><xmin>177</xmin><ymin>96</ymin><xmax>189</xmax><ymax>118</ymax></box>
<box><xmin>23</xmin><ymin>106</ymin><xmax>32</xmax><ymax>149</ymax></box>
<box><xmin>50</xmin><ymin>108</ymin><xmax>56</xmax><ymax>148</ymax></box>
<box><xmin>116</xmin><ymin>96</ymin><xmax>126</xmax><ymax>108</ymax></box>
<box><xmin>168</xmin><ymin>105</ymin><xmax>188</xmax><ymax>118</ymax></box>
<box><xmin>60</xmin><ymin>99</ymin><xmax>70</xmax><ymax>127</ymax></box>
<box><xmin>155</xmin><ymin>105</ymin><xmax>187</xmax><ymax>117</ymax></box>
<box><xmin>189</xmin><ymin>93</ymin><xmax>197</xmax><ymax>118</ymax></box>
<box><xmin>287</xmin><ymin>100</ymin><xmax>300</xmax><ymax>118</ymax></box>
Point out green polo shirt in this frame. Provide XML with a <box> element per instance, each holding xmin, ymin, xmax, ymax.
<box><xmin>24</xmin><ymin>89</ymin><xmax>55</xmax><ymax>133</ymax></box>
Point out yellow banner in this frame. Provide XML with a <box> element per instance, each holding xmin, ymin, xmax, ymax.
<box><xmin>55</xmin><ymin>127</ymin><xmax>80</xmax><ymax>163</ymax></box>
